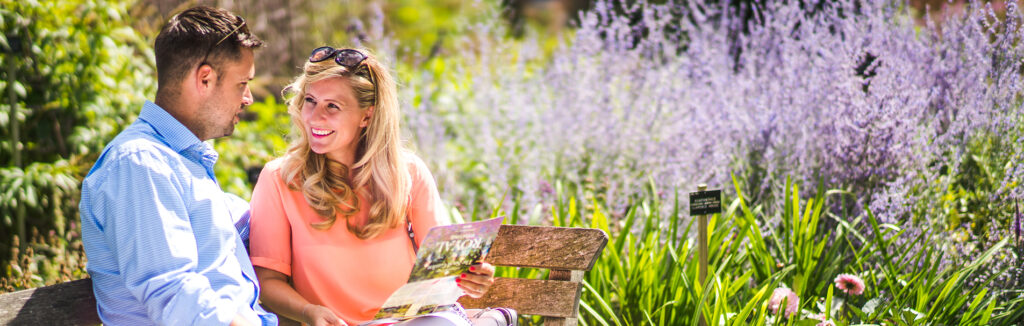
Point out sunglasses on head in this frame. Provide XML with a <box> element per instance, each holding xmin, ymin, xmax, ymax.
<box><xmin>309</xmin><ymin>46</ymin><xmax>377</xmax><ymax>106</ymax></box>
<box><xmin>309</xmin><ymin>47</ymin><xmax>370</xmax><ymax>70</ymax></box>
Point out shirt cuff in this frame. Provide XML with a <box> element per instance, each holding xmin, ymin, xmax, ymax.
<box><xmin>250</xmin><ymin>257</ymin><xmax>291</xmax><ymax>277</ymax></box>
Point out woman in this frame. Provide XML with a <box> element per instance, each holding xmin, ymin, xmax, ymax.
<box><xmin>248</xmin><ymin>47</ymin><xmax>513</xmax><ymax>326</ymax></box>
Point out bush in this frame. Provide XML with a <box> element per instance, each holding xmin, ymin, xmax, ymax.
<box><xmin>0</xmin><ymin>0</ymin><xmax>154</xmax><ymax>290</ymax></box>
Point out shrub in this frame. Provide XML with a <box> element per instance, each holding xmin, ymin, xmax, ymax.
<box><xmin>0</xmin><ymin>0</ymin><xmax>154</xmax><ymax>290</ymax></box>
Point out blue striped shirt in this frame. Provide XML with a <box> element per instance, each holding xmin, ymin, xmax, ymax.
<box><xmin>79</xmin><ymin>101</ymin><xmax>277</xmax><ymax>325</ymax></box>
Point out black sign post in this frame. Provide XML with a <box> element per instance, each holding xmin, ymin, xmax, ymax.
<box><xmin>689</xmin><ymin>184</ymin><xmax>721</xmax><ymax>326</ymax></box>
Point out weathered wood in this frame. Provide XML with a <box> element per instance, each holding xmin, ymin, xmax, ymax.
<box><xmin>543</xmin><ymin>318</ymin><xmax>575</xmax><ymax>326</ymax></box>
<box><xmin>0</xmin><ymin>278</ymin><xmax>100</xmax><ymax>325</ymax></box>
<box><xmin>548</xmin><ymin>270</ymin><xmax>585</xmax><ymax>283</ymax></box>
<box><xmin>276</xmin><ymin>314</ymin><xmax>302</xmax><ymax>326</ymax></box>
<box><xmin>458</xmin><ymin>278</ymin><xmax>582</xmax><ymax>318</ymax></box>
<box><xmin>542</xmin><ymin>270</ymin><xmax>585</xmax><ymax>326</ymax></box>
<box><xmin>479</xmin><ymin>226</ymin><xmax>607</xmax><ymax>325</ymax></box>
<box><xmin>486</xmin><ymin>225</ymin><xmax>608</xmax><ymax>271</ymax></box>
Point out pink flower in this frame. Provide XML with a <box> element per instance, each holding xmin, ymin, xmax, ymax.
<box><xmin>768</xmin><ymin>287</ymin><xmax>799</xmax><ymax>317</ymax></box>
<box><xmin>816</xmin><ymin>320</ymin><xmax>836</xmax><ymax>326</ymax></box>
<box><xmin>834</xmin><ymin>273</ymin><xmax>866</xmax><ymax>296</ymax></box>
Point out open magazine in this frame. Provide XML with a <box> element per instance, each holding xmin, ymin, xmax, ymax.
<box><xmin>359</xmin><ymin>216</ymin><xmax>504</xmax><ymax>326</ymax></box>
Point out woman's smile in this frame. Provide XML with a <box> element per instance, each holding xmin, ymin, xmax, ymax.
<box><xmin>311</xmin><ymin>127</ymin><xmax>335</xmax><ymax>138</ymax></box>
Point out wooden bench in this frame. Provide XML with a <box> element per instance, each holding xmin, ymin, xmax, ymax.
<box><xmin>0</xmin><ymin>278</ymin><xmax>98</xmax><ymax>325</ymax></box>
<box><xmin>0</xmin><ymin>225</ymin><xmax>607</xmax><ymax>326</ymax></box>
<box><xmin>459</xmin><ymin>225</ymin><xmax>607</xmax><ymax>326</ymax></box>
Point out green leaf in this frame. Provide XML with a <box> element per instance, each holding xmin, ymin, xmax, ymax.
<box><xmin>582</xmin><ymin>280</ymin><xmax>621</xmax><ymax>326</ymax></box>
<box><xmin>580</xmin><ymin>301</ymin><xmax>611</xmax><ymax>326</ymax></box>
<box><xmin>11</xmin><ymin>80</ymin><xmax>27</xmax><ymax>98</ymax></box>
<box><xmin>862</xmin><ymin>297</ymin><xmax>881</xmax><ymax>316</ymax></box>
<box><xmin>825</xmin><ymin>284</ymin><xmax>834</xmax><ymax>319</ymax></box>
<box><xmin>901</xmin><ymin>308</ymin><xmax>925</xmax><ymax>321</ymax></box>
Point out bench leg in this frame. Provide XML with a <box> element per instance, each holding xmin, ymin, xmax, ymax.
<box><xmin>545</xmin><ymin>270</ymin><xmax>584</xmax><ymax>326</ymax></box>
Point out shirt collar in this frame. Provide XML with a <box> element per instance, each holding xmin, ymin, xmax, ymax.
<box><xmin>138</xmin><ymin>100</ymin><xmax>203</xmax><ymax>153</ymax></box>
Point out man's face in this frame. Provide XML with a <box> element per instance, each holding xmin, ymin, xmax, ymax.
<box><xmin>198</xmin><ymin>49</ymin><xmax>255</xmax><ymax>140</ymax></box>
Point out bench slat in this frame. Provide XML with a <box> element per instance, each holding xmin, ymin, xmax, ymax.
<box><xmin>458</xmin><ymin>277</ymin><xmax>582</xmax><ymax>318</ymax></box>
<box><xmin>0</xmin><ymin>278</ymin><xmax>100</xmax><ymax>325</ymax></box>
<box><xmin>486</xmin><ymin>225</ymin><xmax>608</xmax><ymax>271</ymax></box>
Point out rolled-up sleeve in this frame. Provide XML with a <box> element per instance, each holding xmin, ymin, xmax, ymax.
<box><xmin>93</xmin><ymin>151</ymin><xmax>236</xmax><ymax>325</ymax></box>
<box><xmin>248</xmin><ymin>164</ymin><xmax>293</xmax><ymax>276</ymax></box>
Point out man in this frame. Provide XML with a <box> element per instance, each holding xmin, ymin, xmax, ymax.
<box><xmin>79</xmin><ymin>6</ymin><xmax>277</xmax><ymax>325</ymax></box>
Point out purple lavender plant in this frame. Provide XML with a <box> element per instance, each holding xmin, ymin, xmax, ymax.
<box><xmin>395</xmin><ymin>0</ymin><xmax>1024</xmax><ymax>270</ymax></box>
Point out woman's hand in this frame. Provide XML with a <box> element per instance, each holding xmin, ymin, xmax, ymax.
<box><xmin>303</xmin><ymin>304</ymin><xmax>347</xmax><ymax>326</ymax></box>
<box><xmin>256</xmin><ymin>267</ymin><xmax>346</xmax><ymax>326</ymax></box>
<box><xmin>457</xmin><ymin>262</ymin><xmax>496</xmax><ymax>298</ymax></box>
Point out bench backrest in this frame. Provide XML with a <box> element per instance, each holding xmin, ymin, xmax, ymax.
<box><xmin>0</xmin><ymin>225</ymin><xmax>607</xmax><ymax>326</ymax></box>
<box><xmin>459</xmin><ymin>225</ymin><xmax>608</xmax><ymax>326</ymax></box>
<box><xmin>0</xmin><ymin>278</ymin><xmax>99</xmax><ymax>325</ymax></box>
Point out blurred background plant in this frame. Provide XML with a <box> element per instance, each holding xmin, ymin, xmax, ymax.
<box><xmin>0</xmin><ymin>0</ymin><xmax>153</xmax><ymax>290</ymax></box>
<box><xmin>3</xmin><ymin>0</ymin><xmax>1023</xmax><ymax>324</ymax></box>
<box><xmin>537</xmin><ymin>177</ymin><xmax>1024</xmax><ymax>325</ymax></box>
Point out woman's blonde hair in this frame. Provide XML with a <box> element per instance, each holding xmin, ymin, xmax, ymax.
<box><xmin>279</xmin><ymin>48</ymin><xmax>409</xmax><ymax>239</ymax></box>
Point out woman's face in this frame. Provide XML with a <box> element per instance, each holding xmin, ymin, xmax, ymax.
<box><xmin>301</xmin><ymin>77</ymin><xmax>372</xmax><ymax>165</ymax></box>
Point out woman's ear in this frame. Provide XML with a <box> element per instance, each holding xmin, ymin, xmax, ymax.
<box><xmin>360</xmin><ymin>106</ymin><xmax>375</xmax><ymax>128</ymax></box>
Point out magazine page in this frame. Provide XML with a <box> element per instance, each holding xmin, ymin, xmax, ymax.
<box><xmin>369</xmin><ymin>216</ymin><xmax>504</xmax><ymax>322</ymax></box>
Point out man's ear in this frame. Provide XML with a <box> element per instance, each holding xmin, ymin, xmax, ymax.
<box><xmin>359</xmin><ymin>106</ymin><xmax>375</xmax><ymax>128</ymax></box>
<box><xmin>194</xmin><ymin>64</ymin><xmax>217</xmax><ymax>95</ymax></box>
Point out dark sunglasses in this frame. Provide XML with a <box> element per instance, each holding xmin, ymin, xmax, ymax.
<box><xmin>309</xmin><ymin>46</ymin><xmax>377</xmax><ymax>106</ymax></box>
<box><xmin>199</xmin><ymin>16</ymin><xmax>247</xmax><ymax>67</ymax></box>
<box><xmin>309</xmin><ymin>46</ymin><xmax>369</xmax><ymax>69</ymax></box>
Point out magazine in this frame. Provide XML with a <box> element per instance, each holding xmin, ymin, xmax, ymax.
<box><xmin>359</xmin><ymin>216</ymin><xmax>504</xmax><ymax>326</ymax></box>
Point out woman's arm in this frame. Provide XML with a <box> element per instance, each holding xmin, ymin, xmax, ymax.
<box><xmin>405</xmin><ymin>154</ymin><xmax>497</xmax><ymax>299</ymax></box>
<box><xmin>248</xmin><ymin>163</ymin><xmax>344</xmax><ymax>325</ymax></box>
<box><xmin>255</xmin><ymin>267</ymin><xmax>347</xmax><ymax>326</ymax></box>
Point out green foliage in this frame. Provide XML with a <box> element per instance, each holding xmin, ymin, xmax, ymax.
<box><xmin>383</xmin><ymin>0</ymin><xmax>491</xmax><ymax>59</ymax></box>
<box><xmin>916</xmin><ymin>126</ymin><xmax>1022</xmax><ymax>234</ymax></box>
<box><xmin>213</xmin><ymin>97</ymin><xmax>292</xmax><ymax>199</ymax></box>
<box><xmin>0</xmin><ymin>223</ymin><xmax>87</xmax><ymax>291</ymax></box>
<box><xmin>299</xmin><ymin>0</ymin><xmax>498</xmax><ymax>65</ymax></box>
<box><xmin>514</xmin><ymin>177</ymin><xmax>1023</xmax><ymax>325</ymax></box>
<box><xmin>0</xmin><ymin>0</ymin><xmax>154</xmax><ymax>288</ymax></box>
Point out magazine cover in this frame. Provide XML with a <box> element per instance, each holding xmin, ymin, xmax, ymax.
<box><xmin>367</xmin><ymin>216</ymin><xmax>504</xmax><ymax>323</ymax></box>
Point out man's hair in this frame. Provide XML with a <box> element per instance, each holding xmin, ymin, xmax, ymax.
<box><xmin>154</xmin><ymin>6</ymin><xmax>263</xmax><ymax>93</ymax></box>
